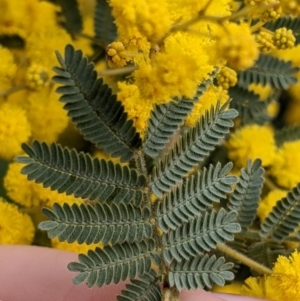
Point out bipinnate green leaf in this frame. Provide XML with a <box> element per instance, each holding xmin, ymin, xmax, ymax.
<box><xmin>237</xmin><ymin>54</ymin><xmax>299</xmax><ymax>90</ymax></box>
<box><xmin>157</xmin><ymin>162</ymin><xmax>237</xmax><ymax>232</ymax></box>
<box><xmin>16</xmin><ymin>141</ymin><xmax>145</xmax><ymax>204</ymax></box>
<box><xmin>117</xmin><ymin>270</ymin><xmax>161</xmax><ymax>301</ymax></box>
<box><xmin>39</xmin><ymin>202</ymin><xmax>152</xmax><ymax>245</ymax></box>
<box><xmin>264</xmin><ymin>16</ymin><xmax>300</xmax><ymax>44</ymax></box>
<box><xmin>229</xmin><ymin>86</ymin><xmax>270</xmax><ymax>125</ymax></box>
<box><xmin>53</xmin><ymin>0</ymin><xmax>83</xmax><ymax>36</ymax></box>
<box><xmin>169</xmin><ymin>254</ymin><xmax>234</xmax><ymax>291</ymax></box>
<box><xmin>228</xmin><ymin>159</ymin><xmax>264</xmax><ymax>232</ymax></box>
<box><xmin>247</xmin><ymin>242</ymin><xmax>289</xmax><ymax>270</ymax></box>
<box><xmin>150</xmin><ymin>101</ymin><xmax>238</xmax><ymax>197</ymax></box>
<box><xmin>52</xmin><ymin>44</ymin><xmax>141</xmax><ymax>162</ymax></box>
<box><xmin>162</xmin><ymin>208</ymin><xmax>241</xmax><ymax>263</ymax></box>
<box><xmin>68</xmin><ymin>240</ymin><xmax>156</xmax><ymax>287</ymax></box>
<box><xmin>94</xmin><ymin>0</ymin><xmax>117</xmax><ymax>46</ymax></box>
<box><xmin>275</xmin><ymin>124</ymin><xmax>300</xmax><ymax>147</ymax></box>
<box><xmin>143</xmin><ymin>71</ymin><xmax>217</xmax><ymax>157</ymax></box>
<box><xmin>260</xmin><ymin>183</ymin><xmax>300</xmax><ymax>242</ymax></box>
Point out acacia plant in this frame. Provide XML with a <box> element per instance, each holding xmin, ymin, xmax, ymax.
<box><xmin>15</xmin><ymin>44</ymin><xmax>244</xmax><ymax>300</ymax></box>
<box><xmin>18</xmin><ymin>39</ymin><xmax>300</xmax><ymax>299</ymax></box>
<box><xmin>6</xmin><ymin>0</ymin><xmax>300</xmax><ymax>300</ymax></box>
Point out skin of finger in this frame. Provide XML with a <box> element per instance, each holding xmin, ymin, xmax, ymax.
<box><xmin>0</xmin><ymin>245</ymin><xmax>268</xmax><ymax>301</ymax></box>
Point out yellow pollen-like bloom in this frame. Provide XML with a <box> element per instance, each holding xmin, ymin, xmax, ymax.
<box><xmin>270</xmin><ymin>140</ymin><xmax>300</xmax><ymax>188</ymax></box>
<box><xmin>271</xmin><ymin>251</ymin><xmax>300</xmax><ymax>299</ymax></box>
<box><xmin>226</xmin><ymin>124</ymin><xmax>276</xmax><ymax>168</ymax></box>
<box><xmin>0</xmin><ymin>198</ymin><xmax>35</xmax><ymax>244</ymax></box>
<box><xmin>216</xmin><ymin>67</ymin><xmax>237</xmax><ymax>90</ymax></box>
<box><xmin>26</xmin><ymin>63</ymin><xmax>49</xmax><ymax>90</ymax></box>
<box><xmin>26</xmin><ymin>16</ymin><xmax>72</xmax><ymax>73</ymax></box>
<box><xmin>280</xmin><ymin>0</ymin><xmax>300</xmax><ymax>16</ymax></box>
<box><xmin>255</xmin><ymin>31</ymin><xmax>275</xmax><ymax>53</ymax></box>
<box><xmin>4</xmin><ymin>162</ymin><xmax>83</xmax><ymax>208</ymax></box>
<box><xmin>167</xmin><ymin>0</ymin><xmax>231</xmax><ymax>22</ymax></box>
<box><xmin>273</xmin><ymin>27</ymin><xmax>296</xmax><ymax>50</ymax></box>
<box><xmin>25</xmin><ymin>88</ymin><xmax>69</xmax><ymax>143</ymax></box>
<box><xmin>241</xmin><ymin>276</ymin><xmax>280</xmax><ymax>300</ymax></box>
<box><xmin>261</xmin><ymin>0</ymin><xmax>282</xmax><ymax>22</ymax></box>
<box><xmin>257</xmin><ymin>189</ymin><xmax>287</xmax><ymax>222</ymax></box>
<box><xmin>0</xmin><ymin>46</ymin><xmax>17</xmax><ymax>90</ymax></box>
<box><xmin>217</xmin><ymin>22</ymin><xmax>259</xmax><ymax>70</ymax></box>
<box><xmin>0</xmin><ymin>103</ymin><xmax>31</xmax><ymax>160</ymax></box>
<box><xmin>4</xmin><ymin>162</ymin><xmax>44</xmax><ymax>208</ymax></box>
<box><xmin>185</xmin><ymin>85</ymin><xmax>229</xmax><ymax>127</ymax></box>
<box><xmin>134</xmin><ymin>50</ymin><xmax>198</xmax><ymax>104</ymax></box>
<box><xmin>117</xmin><ymin>82</ymin><xmax>153</xmax><ymax>138</ymax></box>
<box><xmin>106</xmin><ymin>41</ymin><xmax>129</xmax><ymax>68</ymax></box>
<box><xmin>242</xmin><ymin>252</ymin><xmax>300</xmax><ymax>300</ymax></box>
<box><xmin>109</xmin><ymin>0</ymin><xmax>172</xmax><ymax>42</ymax></box>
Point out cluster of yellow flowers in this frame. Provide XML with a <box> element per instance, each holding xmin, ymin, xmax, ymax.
<box><xmin>214</xmin><ymin>250</ymin><xmax>300</xmax><ymax>300</ymax></box>
<box><xmin>0</xmin><ymin>0</ymin><xmax>99</xmax><ymax>253</ymax></box>
<box><xmin>0</xmin><ymin>0</ymin><xmax>300</xmax><ymax>299</ymax></box>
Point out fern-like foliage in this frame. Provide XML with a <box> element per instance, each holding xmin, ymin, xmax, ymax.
<box><xmin>94</xmin><ymin>0</ymin><xmax>117</xmax><ymax>46</ymax></box>
<box><xmin>17</xmin><ymin>44</ymin><xmax>244</xmax><ymax>300</ymax></box>
<box><xmin>275</xmin><ymin>124</ymin><xmax>300</xmax><ymax>147</ymax></box>
<box><xmin>68</xmin><ymin>240</ymin><xmax>156</xmax><ymax>287</ymax></box>
<box><xmin>228</xmin><ymin>159</ymin><xmax>264</xmax><ymax>232</ymax></box>
<box><xmin>150</xmin><ymin>101</ymin><xmax>238</xmax><ymax>197</ymax></box>
<box><xmin>143</xmin><ymin>71</ymin><xmax>217</xmax><ymax>157</ymax></box>
<box><xmin>39</xmin><ymin>202</ymin><xmax>152</xmax><ymax>244</ymax></box>
<box><xmin>229</xmin><ymin>86</ymin><xmax>270</xmax><ymax>125</ymax></box>
<box><xmin>117</xmin><ymin>270</ymin><xmax>161</xmax><ymax>301</ymax></box>
<box><xmin>168</xmin><ymin>254</ymin><xmax>234</xmax><ymax>290</ymax></box>
<box><xmin>52</xmin><ymin>44</ymin><xmax>142</xmax><ymax>162</ymax></box>
<box><xmin>247</xmin><ymin>242</ymin><xmax>289</xmax><ymax>270</ymax></box>
<box><xmin>260</xmin><ymin>183</ymin><xmax>300</xmax><ymax>242</ymax></box>
<box><xmin>237</xmin><ymin>53</ymin><xmax>299</xmax><ymax>89</ymax></box>
<box><xmin>16</xmin><ymin>141</ymin><xmax>145</xmax><ymax>204</ymax></box>
<box><xmin>264</xmin><ymin>16</ymin><xmax>300</xmax><ymax>44</ymax></box>
<box><xmin>48</xmin><ymin>0</ymin><xmax>83</xmax><ymax>36</ymax></box>
<box><xmin>162</xmin><ymin>208</ymin><xmax>241</xmax><ymax>263</ymax></box>
<box><xmin>156</xmin><ymin>162</ymin><xmax>237</xmax><ymax>232</ymax></box>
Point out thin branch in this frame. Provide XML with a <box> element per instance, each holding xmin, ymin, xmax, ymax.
<box><xmin>0</xmin><ymin>84</ymin><xmax>27</xmax><ymax>97</ymax></box>
<box><xmin>217</xmin><ymin>243</ymin><xmax>273</xmax><ymax>275</ymax></box>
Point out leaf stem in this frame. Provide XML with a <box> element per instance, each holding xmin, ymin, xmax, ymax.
<box><xmin>217</xmin><ymin>243</ymin><xmax>273</xmax><ymax>275</ymax></box>
<box><xmin>98</xmin><ymin>65</ymin><xmax>137</xmax><ymax>76</ymax></box>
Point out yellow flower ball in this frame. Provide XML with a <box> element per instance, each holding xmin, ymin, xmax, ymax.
<box><xmin>226</xmin><ymin>124</ymin><xmax>276</xmax><ymax>168</ymax></box>
<box><xmin>281</xmin><ymin>0</ymin><xmax>300</xmax><ymax>16</ymax></box>
<box><xmin>0</xmin><ymin>198</ymin><xmax>35</xmax><ymax>244</ymax></box>
<box><xmin>4</xmin><ymin>162</ymin><xmax>43</xmax><ymax>208</ymax></box>
<box><xmin>241</xmin><ymin>276</ymin><xmax>280</xmax><ymax>301</ymax></box>
<box><xmin>117</xmin><ymin>82</ymin><xmax>153</xmax><ymax>138</ymax></box>
<box><xmin>26</xmin><ymin>88</ymin><xmax>68</xmax><ymax>143</ymax></box>
<box><xmin>0</xmin><ymin>103</ymin><xmax>31</xmax><ymax>160</ymax></box>
<box><xmin>271</xmin><ymin>251</ymin><xmax>300</xmax><ymax>299</ymax></box>
<box><xmin>217</xmin><ymin>22</ymin><xmax>259</xmax><ymax>70</ymax></box>
<box><xmin>110</xmin><ymin>0</ymin><xmax>172</xmax><ymax>42</ymax></box>
<box><xmin>270</xmin><ymin>140</ymin><xmax>300</xmax><ymax>188</ymax></box>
